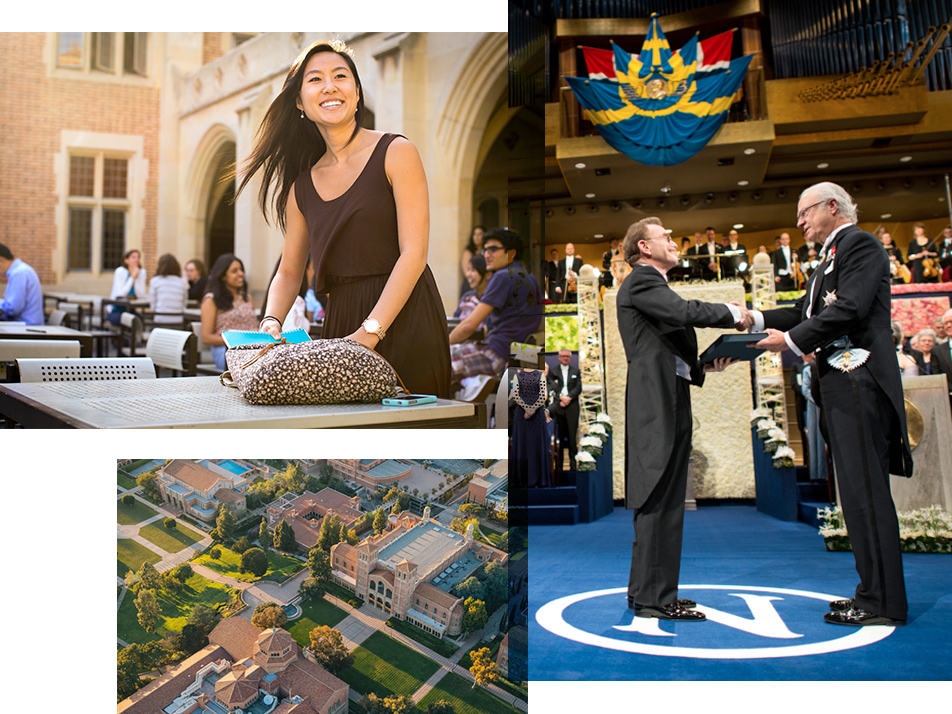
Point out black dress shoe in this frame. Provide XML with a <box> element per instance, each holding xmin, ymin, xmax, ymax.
<box><xmin>635</xmin><ymin>603</ymin><xmax>707</xmax><ymax>621</ymax></box>
<box><xmin>823</xmin><ymin>607</ymin><xmax>905</xmax><ymax>627</ymax></box>
<box><xmin>628</xmin><ymin>596</ymin><xmax>696</xmax><ymax>609</ymax></box>
<box><xmin>828</xmin><ymin>598</ymin><xmax>853</xmax><ymax>612</ymax></box>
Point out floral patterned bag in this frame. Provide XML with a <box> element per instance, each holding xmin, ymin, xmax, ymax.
<box><xmin>220</xmin><ymin>337</ymin><xmax>404</xmax><ymax>405</ymax></box>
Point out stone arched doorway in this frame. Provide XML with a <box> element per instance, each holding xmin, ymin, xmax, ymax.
<box><xmin>204</xmin><ymin>142</ymin><xmax>236</xmax><ymax>269</ymax></box>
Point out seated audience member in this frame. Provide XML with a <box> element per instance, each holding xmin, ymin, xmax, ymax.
<box><xmin>149</xmin><ymin>254</ymin><xmax>189</xmax><ymax>324</ymax></box>
<box><xmin>201</xmin><ymin>253</ymin><xmax>257</xmax><ymax>371</ymax></box>
<box><xmin>913</xmin><ymin>329</ymin><xmax>938</xmax><ymax>375</ymax></box>
<box><xmin>892</xmin><ymin>321</ymin><xmax>919</xmax><ymax>376</ymax></box>
<box><xmin>454</xmin><ymin>254</ymin><xmax>490</xmax><ymax>321</ymax></box>
<box><xmin>107</xmin><ymin>249</ymin><xmax>147</xmax><ymax>326</ymax></box>
<box><xmin>448</xmin><ymin>228</ymin><xmax>543</xmax><ymax>399</ymax></box>
<box><xmin>0</xmin><ymin>243</ymin><xmax>43</xmax><ymax>325</ymax></box>
<box><xmin>184</xmin><ymin>259</ymin><xmax>208</xmax><ymax>301</ymax></box>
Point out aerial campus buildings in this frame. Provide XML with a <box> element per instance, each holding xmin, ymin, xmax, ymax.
<box><xmin>330</xmin><ymin>507</ymin><xmax>508</xmax><ymax>639</ymax></box>
<box><xmin>118</xmin><ymin>618</ymin><xmax>349</xmax><ymax>714</ymax></box>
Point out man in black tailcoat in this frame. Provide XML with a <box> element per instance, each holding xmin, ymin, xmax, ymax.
<box><xmin>547</xmin><ymin>349</ymin><xmax>582</xmax><ymax>473</ymax></box>
<box><xmin>617</xmin><ymin>217</ymin><xmax>747</xmax><ymax>621</ymax></box>
<box><xmin>750</xmin><ymin>181</ymin><xmax>914</xmax><ymax>627</ymax></box>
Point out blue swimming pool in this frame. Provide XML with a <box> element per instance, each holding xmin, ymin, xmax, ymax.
<box><xmin>217</xmin><ymin>459</ymin><xmax>251</xmax><ymax>476</ymax></box>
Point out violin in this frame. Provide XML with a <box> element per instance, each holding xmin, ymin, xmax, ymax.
<box><xmin>922</xmin><ymin>257</ymin><xmax>939</xmax><ymax>279</ymax></box>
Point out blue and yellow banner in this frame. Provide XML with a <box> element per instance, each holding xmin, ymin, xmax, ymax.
<box><xmin>565</xmin><ymin>15</ymin><xmax>753</xmax><ymax>166</ymax></box>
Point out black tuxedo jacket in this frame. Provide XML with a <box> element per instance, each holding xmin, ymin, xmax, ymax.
<box><xmin>762</xmin><ymin>224</ymin><xmax>913</xmax><ymax>477</ymax></box>
<box><xmin>931</xmin><ymin>340</ymin><xmax>952</xmax><ymax>408</ymax></box>
<box><xmin>557</xmin><ymin>256</ymin><xmax>584</xmax><ymax>282</ymax></box>
<box><xmin>797</xmin><ymin>243</ymin><xmax>819</xmax><ymax>263</ymax></box>
<box><xmin>547</xmin><ymin>364</ymin><xmax>581</xmax><ymax>414</ymax></box>
<box><xmin>616</xmin><ymin>264</ymin><xmax>734</xmax><ymax>508</ymax></box>
<box><xmin>770</xmin><ymin>246</ymin><xmax>796</xmax><ymax>276</ymax></box>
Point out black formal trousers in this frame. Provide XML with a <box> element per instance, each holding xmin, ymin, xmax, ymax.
<box><xmin>553</xmin><ymin>400</ymin><xmax>579</xmax><ymax>471</ymax></box>
<box><xmin>821</xmin><ymin>366</ymin><xmax>907</xmax><ymax>619</ymax></box>
<box><xmin>628</xmin><ymin>377</ymin><xmax>692</xmax><ymax>608</ymax></box>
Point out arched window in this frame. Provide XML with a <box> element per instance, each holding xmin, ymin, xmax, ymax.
<box><xmin>386</xmin><ymin>588</ymin><xmax>392</xmax><ymax>598</ymax></box>
<box><xmin>369</xmin><ymin>581</ymin><xmax>377</xmax><ymax>592</ymax></box>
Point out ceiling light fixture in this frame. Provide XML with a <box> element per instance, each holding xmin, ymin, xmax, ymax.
<box><xmin>737</xmin><ymin>180</ymin><xmax>749</xmax><ymax>186</ymax></box>
<box><xmin>575</xmin><ymin>162</ymin><xmax>587</xmax><ymax>169</ymax></box>
<box><xmin>899</xmin><ymin>156</ymin><xmax>912</xmax><ymax>162</ymax></box>
<box><xmin>585</xmin><ymin>193</ymin><xmax>596</xmax><ymax>198</ymax></box>
<box><xmin>733</xmin><ymin>223</ymin><xmax>744</xmax><ymax>229</ymax></box>
<box><xmin>881</xmin><ymin>214</ymin><xmax>892</xmax><ymax>219</ymax></box>
<box><xmin>817</xmin><ymin>162</ymin><xmax>829</xmax><ymax>169</ymax></box>
<box><xmin>594</xmin><ymin>233</ymin><xmax>604</xmax><ymax>239</ymax></box>
<box><xmin>743</xmin><ymin>148</ymin><xmax>756</xmax><ymax>155</ymax></box>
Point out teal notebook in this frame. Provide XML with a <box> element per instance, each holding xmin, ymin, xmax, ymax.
<box><xmin>221</xmin><ymin>328</ymin><xmax>312</xmax><ymax>348</ymax></box>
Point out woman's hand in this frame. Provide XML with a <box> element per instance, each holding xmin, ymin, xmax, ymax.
<box><xmin>259</xmin><ymin>317</ymin><xmax>283</xmax><ymax>340</ymax></box>
<box><xmin>346</xmin><ymin>327</ymin><xmax>380</xmax><ymax>351</ymax></box>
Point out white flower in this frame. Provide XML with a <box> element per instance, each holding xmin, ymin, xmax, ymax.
<box><xmin>767</xmin><ymin>428</ymin><xmax>788</xmax><ymax>442</ymax></box>
<box><xmin>587</xmin><ymin>424</ymin><xmax>608</xmax><ymax>439</ymax></box>
<box><xmin>576</xmin><ymin>451</ymin><xmax>596</xmax><ymax>463</ymax></box>
<box><xmin>596</xmin><ymin>412</ymin><xmax>613</xmax><ymax>425</ymax></box>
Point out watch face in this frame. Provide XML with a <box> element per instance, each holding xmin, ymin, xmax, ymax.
<box><xmin>364</xmin><ymin>318</ymin><xmax>380</xmax><ymax>332</ymax></box>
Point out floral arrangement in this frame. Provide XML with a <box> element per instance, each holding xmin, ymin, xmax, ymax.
<box><xmin>818</xmin><ymin>504</ymin><xmax>952</xmax><ymax>553</ymax></box>
<box><xmin>750</xmin><ymin>408</ymin><xmax>791</xmax><ymax>470</ymax></box>
<box><xmin>772</xmin><ymin>445</ymin><xmax>795</xmax><ymax>468</ymax></box>
<box><xmin>595</xmin><ymin>412</ymin><xmax>613</xmax><ymax>433</ymax></box>
<box><xmin>587</xmin><ymin>423</ymin><xmax>609</xmax><ymax>440</ymax></box>
<box><xmin>576</xmin><ymin>451</ymin><xmax>597</xmax><ymax>471</ymax></box>
<box><xmin>579</xmin><ymin>435</ymin><xmax>603</xmax><ymax>457</ymax></box>
<box><xmin>764</xmin><ymin>427</ymin><xmax>788</xmax><ymax>453</ymax></box>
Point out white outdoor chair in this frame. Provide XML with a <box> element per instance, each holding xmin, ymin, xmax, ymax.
<box><xmin>146</xmin><ymin>328</ymin><xmax>197</xmax><ymax>377</ymax></box>
<box><xmin>0</xmin><ymin>340</ymin><xmax>82</xmax><ymax>362</ymax></box>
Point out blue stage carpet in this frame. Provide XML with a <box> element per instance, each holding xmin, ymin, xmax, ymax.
<box><xmin>530</xmin><ymin>505</ymin><xmax>951</xmax><ymax>683</ymax></box>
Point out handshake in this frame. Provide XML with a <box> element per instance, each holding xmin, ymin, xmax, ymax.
<box><xmin>730</xmin><ymin>302</ymin><xmax>755</xmax><ymax>332</ymax></box>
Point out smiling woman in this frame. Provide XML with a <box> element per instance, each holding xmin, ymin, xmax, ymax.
<box><xmin>233</xmin><ymin>39</ymin><xmax>451</xmax><ymax>398</ymax></box>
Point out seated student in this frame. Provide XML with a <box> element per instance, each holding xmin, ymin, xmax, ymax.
<box><xmin>448</xmin><ymin>228</ymin><xmax>543</xmax><ymax>399</ymax></box>
<box><xmin>107</xmin><ymin>249</ymin><xmax>147</xmax><ymax>326</ymax></box>
<box><xmin>454</xmin><ymin>253</ymin><xmax>490</xmax><ymax>321</ymax></box>
<box><xmin>200</xmin><ymin>253</ymin><xmax>257</xmax><ymax>371</ymax></box>
<box><xmin>184</xmin><ymin>259</ymin><xmax>208</xmax><ymax>302</ymax></box>
<box><xmin>0</xmin><ymin>243</ymin><xmax>44</xmax><ymax>325</ymax></box>
<box><xmin>149</xmin><ymin>254</ymin><xmax>189</xmax><ymax>324</ymax></box>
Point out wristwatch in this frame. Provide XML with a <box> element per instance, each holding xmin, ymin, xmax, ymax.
<box><xmin>362</xmin><ymin>317</ymin><xmax>386</xmax><ymax>340</ymax></box>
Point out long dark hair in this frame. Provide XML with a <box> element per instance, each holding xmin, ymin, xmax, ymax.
<box><xmin>208</xmin><ymin>253</ymin><xmax>247</xmax><ymax>312</ymax></box>
<box><xmin>232</xmin><ymin>39</ymin><xmax>366</xmax><ymax>233</ymax></box>
<box><xmin>463</xmin><ymin>226</ymin><xmax>485</xmax><ymax>254</ymax></box>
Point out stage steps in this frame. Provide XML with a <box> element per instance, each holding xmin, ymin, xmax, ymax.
<box><xmin>796</xmin><ymin>467</ymin><xmax>830</xmax><ymax>528</ymax></box>
<box><xmin>527</xmin><ymin>485</ymin><xmax>579</xmax><ymax>525</ymax></box>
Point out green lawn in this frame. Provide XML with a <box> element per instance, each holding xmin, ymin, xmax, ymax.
<box><xmin>193</xmin><ymin>545</ymin><xmax>304</xmax><ymax>583</ymax></box>
<box><xmin>338</xmin><ymin>631</ymin><xmax>439</xmax><ymax>699</ymax></box>
<box><xmin>117</xmin><ymin>571</ymin><xmax>233</xmax><ymax>646</ymax></box>
<box><xmin>117</xmin><ymin>469</ymin><xmax>137</xmax><ymax>490</ymax></box>
<box><xmin>138</xmin><ymin>521</ymin><xmax>205</xmax><ymax>554</ymax></box>
<box><xmin>118</xmin><ymin>539</ymin><xmax>162</xmax><ymax>578</ymax></box>
<box><xmin>417</xmin><ymin>671</ymin><xmax>522</xmax><ymax>714</ymax></box>
<box><xmin>286</xmin><ymin>596</ymin><xmax>348</xmax><ymax>648</ymax></box>
<box><xmin>117</xmin><ymin>498</ymin><xmax>159</xmax><ymax>525</ymax></box>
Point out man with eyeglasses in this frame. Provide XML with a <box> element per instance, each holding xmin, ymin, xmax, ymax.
<box><xmin>747</xmin><ymin>181</ymin><xmax>913</xmax><ymax>627</ymax></box>
<box><xmin>449</xmin><ymin>228</ymin><xmax>543</xmax><ymax>400</ymax></box>
<box><xmin>617</xmin><ymin>217</ymin><xmax>748</xmax><ymax>622</ymax></box>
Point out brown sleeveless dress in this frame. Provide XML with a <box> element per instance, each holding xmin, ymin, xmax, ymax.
<box><xmin>293</xmin><ymin>133</ymin><xmax>451</xmax><ymax>398</ymax></box>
